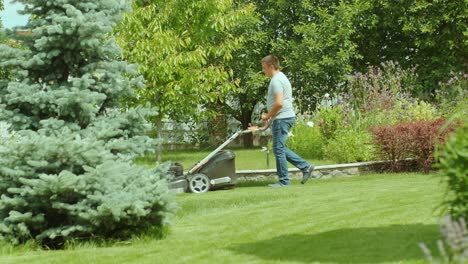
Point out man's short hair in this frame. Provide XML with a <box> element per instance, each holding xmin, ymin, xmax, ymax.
<box><xmin>261</xmin><ymin>55</ymin><xmax>280</xmax><ymax>70</ymax></box>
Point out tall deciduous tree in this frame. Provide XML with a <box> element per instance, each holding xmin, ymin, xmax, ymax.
<box><xmin>353</xmin><ymin>0</ymin><xmax>467</xmax><ymax>97</ymax></box>
<box><xmin>219</xmin><ymin>2</ymin><xmax>265</xmax><ymax>148</ymax></box>
<box><xmin>116</xmin><ymin>0</ymin><xmax>255</xmax><ymax>125</ymax></box>
<box><xmin>284</xmin><ymin>0</ymin><xmax>364</xmax><ymax>113</ymax></box>
<box><xmin>116</xmin><ymin>0</ymin><xmax>256</xmax><ymax>154</ymax></box>
<box><xmin>0</xmin><ymin>0</ymin><xmax>175</xmax><ymax>248</ymax></box>
<box><xmin>0</xmin><ymin>0</ymin><xmax>4</xmax><ymax>37</ymax></box>
<box><xmin>402</xmin><ymin>0</ymin><xmax>467</xmax><ymax>96</ymax></box>
<box><xmin>0</xmin><ymin>0</ymin><xmax>3</xmax><ymax>23</ymax></box>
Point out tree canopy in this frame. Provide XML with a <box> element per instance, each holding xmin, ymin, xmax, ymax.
<box><xmin>116</xmin><ymin>0</ymin><xmax>256</xmax><ymax>124</ymax></box>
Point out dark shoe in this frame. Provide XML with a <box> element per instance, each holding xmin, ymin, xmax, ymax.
<box><xmin>268</xmin><ymin>182</ymin><xmax>289</xmax><ymax>187</ymax></box>
<box><xmin>301</xmin><ymin>165</ymin><xmax>315</xmax><ymax>184</ymax></box>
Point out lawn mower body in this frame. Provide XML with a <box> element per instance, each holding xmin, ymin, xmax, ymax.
<box><xmin>168</xmin><ymin>123</ymin><xmax>267</xmax><ymax>193</ymax></box>
<box><xmin>169</xmin><ymin>149</ymin><xmax>237</xmax><ymax>193</ymax></box>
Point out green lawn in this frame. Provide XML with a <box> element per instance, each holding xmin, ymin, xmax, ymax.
<box><xmin>0</xmin><ymin>172</ymin><xmax>445</xmax><ymax>264</ymax></box>
<box><xmin>137</xmin><ymin>148</ymin><xmax>335</xmax><ymax>170</ymax></box>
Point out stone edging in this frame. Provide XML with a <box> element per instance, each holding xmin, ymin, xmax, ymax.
<box><xmin>236</xmin><ymin>160</ymin><xmax>389</xmax><ymax>181</ymax></box>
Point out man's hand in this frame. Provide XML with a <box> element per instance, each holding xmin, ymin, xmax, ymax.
<box><xmin>261</xmin><ymin>113</ymin><xmax>270</xmax><ymax>121</ymax></box>
<box><xmin>247</xmin><ymin>124</ymin><xmax>259</xmax><ymax>133</ymax></box>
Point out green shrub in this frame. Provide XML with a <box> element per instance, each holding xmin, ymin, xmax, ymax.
<box><xmin>288</xmin><ymin>120</ymin><xmax>325</xmax><ymax>160</ymax></box>
<box><xmin>351</xmin><ymin>98</ymin><xmax>439</xmax><ymax>131</ymax></box>
<box><xmin>0</xmin><ymin>123</ymin><xmax>177</xmax><ymax>248</ymax></box>
<box><xmin>324</xmin><ymin>128</ymin><xmax>375</xmax><ymax>163</ymax></box>
<box><xmin>352</xmin><ymin>110</ymin><xmax>396</xmax><ymax>131</ymax></box>
<box><xmin>315</xmin><ymin>105</ymin><xmax>345</xmax><ymax>141</ymax></box>
<box><xmin>436</xmin><ymin>116</ymin><xmax>467</xmax><ymax>220</ymax></box>
<box><xmin>393</xmin><ymin>98</ymin><xmax>439</xmax><ymax>122</ymax></box>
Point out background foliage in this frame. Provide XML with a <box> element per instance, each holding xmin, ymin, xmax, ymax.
<box><xmin>116</xmin><ymin>0</ymin><xmax>255</xmax><ymax>124</ymax></box>
<box><xmin>115</xmin><ymin>0</ymin><xmax>466</xmax><ymax>149</ymax></box>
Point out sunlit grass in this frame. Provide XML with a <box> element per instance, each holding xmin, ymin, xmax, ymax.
<box><xmin>0</xmin><ymin>172</ymin><xmax>444</xmax><ymax>264</ymax></box>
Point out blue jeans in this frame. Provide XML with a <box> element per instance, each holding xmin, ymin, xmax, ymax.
<box><xmin>272</xmin><ymin>117</ymin><xmax>310</xmax><ymax>185</ymax></box>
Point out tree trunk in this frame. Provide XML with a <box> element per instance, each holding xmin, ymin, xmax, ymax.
<box><xmin>155</xmin><ymin>120</ymin><xmax>162</xmax><ymax>165</ymax></box>
<box><xmin>241</xmin><ymin>111</ymin><xmax>254</xmax><ymax>148</ymax></box>
<box><xmin>208</xmin><ymin>113</ymin><xmax>228</xmax><ymax>146</ymax></box>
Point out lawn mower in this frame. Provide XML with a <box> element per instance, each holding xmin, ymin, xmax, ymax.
<box><xmin>168</xmin><ymin>122</ymin><xmax>268</xmax><ymax>193</ymax></box>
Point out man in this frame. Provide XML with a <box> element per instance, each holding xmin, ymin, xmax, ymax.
<box><xmin>249</xmin><ymin>55</ymin><xmax>314</xmax><ymax>187</ymax></box>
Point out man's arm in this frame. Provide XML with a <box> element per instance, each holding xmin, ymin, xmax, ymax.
<box><xmin>262</xmin><ymin>92</ymin><xmax>283</xmax><ymax>121</ymax></box>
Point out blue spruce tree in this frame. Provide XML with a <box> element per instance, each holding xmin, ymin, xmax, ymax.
<box><xmin>0</xmin><ymin>0</ymin><xmax>176</xmax><ymax>248</ymax></box>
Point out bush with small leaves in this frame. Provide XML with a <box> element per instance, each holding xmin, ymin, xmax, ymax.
<box><xmin>324</xmin><ymin>128</ymin><xmax>375</xmax><ymax>163</ymax></box>
<box><xmin>288</xmin><ymin>119</ymin><xmax>325</xmax><ymax>160</ymax></box>
<box><xmin>314</xmin><ymin>105</ymin><xmax>345</xmax><ymax>141</ymax></box>
<box><xmin>435</xmin><ymin>115</ymin><xmax>467</xmax><ymax>220</ymax></box>
<box><xmin>370</xmin><ymin>118</ymin><xmax>455</xmax><ymax>172</ymax></box>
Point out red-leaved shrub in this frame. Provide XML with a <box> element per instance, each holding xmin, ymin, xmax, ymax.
<box><xmin>370</xmin><ymin>118</ymin><xmax>455</xmax><ymax>172</ymax></box>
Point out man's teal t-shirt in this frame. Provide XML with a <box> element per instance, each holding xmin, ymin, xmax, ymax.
<box><xmin>266</xmin><ymin>72</ymin><xmax>296</xmax><ymax>120</ymax></box>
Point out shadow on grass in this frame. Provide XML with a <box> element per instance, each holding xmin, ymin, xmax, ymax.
<box><xmin>229</xmin><ymin>224</ymin><xmax>438</xmax><ymax>263</ymax></box>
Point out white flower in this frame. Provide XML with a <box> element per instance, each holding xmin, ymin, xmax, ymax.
<box><xmin>324</xmin><ymin>93</ymin><xmax>330</xmax><ymax>99</ymax></box>
<box><xmin>307</xmin><ymin>121</ymin><xmax>314</xmax><ymax>127</ymax></box>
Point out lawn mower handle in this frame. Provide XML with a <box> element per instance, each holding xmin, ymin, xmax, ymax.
<box><xmin>242</xmin><ymin>120</ymin><xmax>270</xmax><ymax>134</ymax></box>
<box><xmin>188</xmin><ymin>120</ymin><xmax>270</xmax><ymax>174</ymax></box>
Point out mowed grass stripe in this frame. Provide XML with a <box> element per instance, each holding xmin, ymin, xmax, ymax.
<box><xmin>0</xmin><ymin>172</ymin><xmax>444</xmax><ymax>264</ymax></box>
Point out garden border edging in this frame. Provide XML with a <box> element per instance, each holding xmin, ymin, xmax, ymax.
<box><xmin>236</xmin><ymin>160</ymin><xmax>390</xmax><ymax>181</ymax></box>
